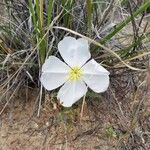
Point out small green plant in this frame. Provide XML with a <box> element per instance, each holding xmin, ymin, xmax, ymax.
<box><xmin>105</xmin><ymin>127</ymin><xmax>117</xmax><ymax>138</ymax></box>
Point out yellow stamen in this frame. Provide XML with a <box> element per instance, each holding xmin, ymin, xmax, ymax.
<box><xmin>69</xmin><ymin>67</ymin><xmax>83</xmax><ymax>81</ymax></box>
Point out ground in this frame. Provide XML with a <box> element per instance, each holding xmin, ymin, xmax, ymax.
<box><xmin>0</xmin><ymin>90</ymin><xmax>117</xmax><ymax>150</ymax></box>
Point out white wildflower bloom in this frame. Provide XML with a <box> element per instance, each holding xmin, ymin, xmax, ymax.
<box><xmin>40</xmin><ymin>36</ymin><xmax>110</xmax><ymax>107</ymax></box>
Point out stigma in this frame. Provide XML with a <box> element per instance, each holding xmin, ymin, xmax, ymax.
<box><xmin>69</xmin><ymin>67</ymin><xmax>83</xmax><ymax>81</ymax></box>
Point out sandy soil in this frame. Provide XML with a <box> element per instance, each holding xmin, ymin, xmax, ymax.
<box><xmin>0</xmin><ymin>88</ymin><xmax>122</xmax><ymax>150</ymax></box>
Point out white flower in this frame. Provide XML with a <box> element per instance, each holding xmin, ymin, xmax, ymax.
<box><xmin>40</xmin><ymin>36</ymin><xmax>110</xmax><ymax>107</ymax></box>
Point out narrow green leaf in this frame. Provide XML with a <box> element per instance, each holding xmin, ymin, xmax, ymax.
<box><xmin>86</xmin><ymin>0</ymin><xmax>93</xmax><ymax>34</ymax></box>
<box><xmin>47</xmin><ymin>0</ymin><xmax>53</xmax><ymax>26</ymax></box>
<box><xmin>28</xmin><ymin>0</ymin><xmax>37</xmax><ymax>28</ymax></box>
<box><xmin>35</xmin><ymin>0</ymin><xmax>42</xmax><ymax>32</ymax></box>
<box><xmin>101</xmin><ymin>1</ymin><xmax>150</xmax><ymax>44</ymax></box>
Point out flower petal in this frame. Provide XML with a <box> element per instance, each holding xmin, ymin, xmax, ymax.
<box><xmin>58</xmin><ymin>36</ymin><xmax>91</xmax><ymax>67</ymax></box>
<box><xmin>41</xmin><ymin>56</ymin><xmax>70</xmax><ymax>91</ymax></box>
<box><xmin>42</xmin><ymin>56</ymin><xmax>70</xmax><ymax>73</ymax></box>
<box><xmin>57</xmin><ymin>80</ymin><xmax>87</xmax><ymax>107</ymax></box>
<box><xmin>82</xmin><ymin>59</ymin><xmax>110</xmax><ymax>93</ymax></box>
<box><xmin>40</xmin><ymin>72</ymin><xmax>68</xmax><ymax>91</ymax></box>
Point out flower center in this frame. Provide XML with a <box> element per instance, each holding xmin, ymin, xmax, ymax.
<box><xmin>69</xmin><ymin>67</ymin><xmax>83</xmax><ymax>81</ymax></box>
